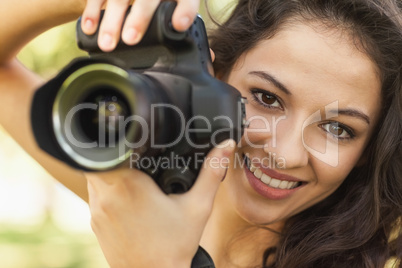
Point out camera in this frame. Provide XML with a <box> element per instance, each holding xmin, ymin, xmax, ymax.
<box><xmin>31</xmin><ymin>1</ymin><xmax>246</xmax><ymax>194</ymax></box>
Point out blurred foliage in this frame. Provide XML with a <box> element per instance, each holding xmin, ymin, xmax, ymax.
<box><xmin>0</xmin><ymin>122</ymin><xmax>108</xmax><ymax>268</ymax></box>
<box><xmin>0</xmin><ymin>214</ymin><xmax>107</xmax><ymax>268</ymax></box>
<box><xmin>17</xmin><ymin>22</ymin><xmax>86</xmax><ymax>79</ymax></box>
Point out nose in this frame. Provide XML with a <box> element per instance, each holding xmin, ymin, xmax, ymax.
<box><xmin>264</xmin><ymin>121</ymin><xmax>309</xmax><ymax>169</ymax></box>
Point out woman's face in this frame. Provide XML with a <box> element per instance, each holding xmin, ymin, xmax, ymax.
<box><xmin>221</xmin><ymin>22</ymin><xmax>382</xmax><ymax>225</ymax></box>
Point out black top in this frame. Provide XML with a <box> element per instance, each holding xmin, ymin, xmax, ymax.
<box><xmin>191</xmin><ymin>246</ymin><xmax>215</xmax><ymax>268</ymax></box>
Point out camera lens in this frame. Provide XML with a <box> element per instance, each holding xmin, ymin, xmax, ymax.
<box><xmin>52</xmin><ymin>63</ymin><xmax>141</xmax><ymax>170</ymax></box>
<box><xmin>78</xmin><ymin>86</ymin><xmax>132</xmax><ymax>146</ymax></box>
<box><xmin>51</xmin><ymin>62</ymin><xmax>178</xmax><ymax>171</ymax></box>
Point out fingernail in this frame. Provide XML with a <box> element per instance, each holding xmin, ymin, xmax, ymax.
<box><xmin>123</xmin><ymin>27</ymin><xmax>139</xmax><ymax>45</ymax></box>
<box><xmin>100</xmin><ymin>33</ymin><xmax>113</xmax><ymax>51</ymax></box>
<box><xmin>217</xmin><ymin>139</ymin><xmax>236</xmax><ymax>156</ymax></box>
<box><xmin>226</xmin><ymin>139</ymin><xmax>237</xmax><ymax>148</ymax></box>
<box><xmin>84</xmin><ymin>19</ymin><xmax>94</xmax><ymax>32</ymax></box>
<box><xmin>180</xmin><ymin>16</ymin><xmax>191</xmax><ymax>29</ymax></box>
<box><xmin>224</xmin><ymin>139</ymin><xmax>236</xmax><ymax>155</ymax></box>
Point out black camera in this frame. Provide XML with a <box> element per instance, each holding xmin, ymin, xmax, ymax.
<box><xmin>31</xmin><ymin>2</ymin><xmax>246</xmax><ymax>194</ymax></box>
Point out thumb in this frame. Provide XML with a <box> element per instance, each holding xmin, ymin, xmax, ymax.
<box><xmin>186</xmin><ymin>139</ymin><xmax>236</xmax><ymax>204</ymax></box>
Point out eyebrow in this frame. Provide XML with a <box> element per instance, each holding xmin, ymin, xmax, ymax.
<box><xmin>331</xmin><ymin>109</ymin><xmax>371</xmax><ymax>125</ymax></box>
<box><xmin>249</xmin><ymin>71</ymin><xmax>371</xmax><ymax>125</ymax></box>
<box><xmin>249</xmin><ymin>71</ymin><xmax>292</xmax><ymax>95</ymax></box>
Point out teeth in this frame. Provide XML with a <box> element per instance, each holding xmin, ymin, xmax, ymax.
<box><xmin>261</xmin><ymin>173</ymin><xmax>271</xmax><ymax>184</ymax></box>
<box><xmin>289</xmin><ymin>182</ymin><xmax>298</xmax><ymax>188</ymax></box>
<box><xmin>245</xmin><ymin>156</ymin><xmax>300</xmax><ymax>190</ymax></box>
<box><xmin>254</xmin><ymin>167</ymin><xmax>262</xmax><ymax>178</ymax></box>
<box><xmin>279</xmin><ymin>180</ymin><xmax>289</xmax><ymax>189</ymax></box>
<box><xmin>250</xmin><ymin>163</ymin><xmax>257</xmax><ymax>172</ymax></box>
<box><xmin>270</xmin><ymin>178</ymin><xmax>281</xmax><ymax>188</ymax></box>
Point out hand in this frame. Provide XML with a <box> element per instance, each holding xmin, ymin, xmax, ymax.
<box><xmin>81</xmin><ymin>0</ymin><xmax>200</xmax><ymax>52</ymax></box>
<box><xmin>86</xmin><ymin>140</ymin><xmax>236</xmax><ymax>268</ymax></box>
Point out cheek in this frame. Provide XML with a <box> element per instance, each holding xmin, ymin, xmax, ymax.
<box><xmin>312</xmin><ymin>146</ymin><xmax>365</xmax><ymax>187</ymax></box>
<box><xmin>338</xmin><ymin>147</ymin><xmax>365</xmax><ymax>175</ymax></box>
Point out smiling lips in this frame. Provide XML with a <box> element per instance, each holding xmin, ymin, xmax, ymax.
<box><xmin>245</xmin><ymin>155</ymin><xmax>303</xmax><ymax>190</ymax></box>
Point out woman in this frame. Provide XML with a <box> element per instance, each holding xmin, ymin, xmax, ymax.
<box><xmin>0</xmin><ymin>0</ymin><xmax>401</xmax><ymax>267</ymax></box>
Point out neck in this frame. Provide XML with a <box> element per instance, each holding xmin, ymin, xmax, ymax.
<box><xmin>200</xmin><ymin>184</ymin><xmax>283</xmax><ymax>268</ymax></box>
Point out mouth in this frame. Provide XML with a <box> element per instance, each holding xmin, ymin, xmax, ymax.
<box><xmin>244</xmin><ymin>155</ymin><xmax>303</xmax><ymax>190</ymax></box>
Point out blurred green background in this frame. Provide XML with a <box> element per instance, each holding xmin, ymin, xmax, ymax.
<box><xmin>0</xmin><ymin>2</ymin><xmax>235</xmax><ymax>267</ymax></box>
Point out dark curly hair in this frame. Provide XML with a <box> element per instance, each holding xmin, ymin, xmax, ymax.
<box><xmin>209</xmin><ymin>0</ymin><xmax>402</xmax><ymax>267</ymax></box>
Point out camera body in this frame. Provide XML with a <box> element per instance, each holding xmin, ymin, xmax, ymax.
<box><xmin>31</xmin><ymin>2</ymin><xmax>246</xmax><ymax>193</ymax></box>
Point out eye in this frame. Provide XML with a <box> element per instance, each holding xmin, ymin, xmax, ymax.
<box><xmin>320</xmin><ymin>122</ymin><xmax>355</xmax><ymax>140</ymax></box>
<box><xmin>251</xmin><ymin>89</ymin><xmax>283</xmax><ymax>109</ymax></box>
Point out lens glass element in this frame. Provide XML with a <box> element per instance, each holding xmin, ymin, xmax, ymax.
<box><xmin>79</xmin><ymin>86</ymin><xmax>132</xmax><ymax>146</ymax></box>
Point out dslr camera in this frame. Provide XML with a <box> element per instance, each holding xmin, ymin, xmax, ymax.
<box><xmin>31</xmin><ymin>1</ymin><xmax>246</xmax><ymax>194</ymax></box>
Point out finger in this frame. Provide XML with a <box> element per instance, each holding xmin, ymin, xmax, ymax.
<box><xmin>85</xmin><ymin>170</ymin><xmax>133</xmax><ymax>220</ymax></box>
<box><xmin>98</xmin><ymin>0</ymin><xmax>131</xmax><ymax>52</ymax></box>
<box><xmin>81</xmin><ymin>0</ymin><xmax>105</xmax><ymax>35</ymax></box>
<box><xmin>85</xmin><ymin>169</ymin><xmax>129</xmax><ymax>210</ymax></box>
<box><xmin>186</xmin><ymin>139</ymin><xmax>236</xmax><ymax>207</ymax></box>
<box><xmin>121</xmin><ymin>0</ymin><xmax>161</xmax><ymax>45</ymax></box>
<box><xmin>172</xmin><ymin>0</ymin><xmax>200</xmax><ymax>32</ymax></box>
<box><xmin>86</xmin><ymin>173</ymin><xmax>103</xmax><ymax>221</ymax></box>
<box><xmin>85</xmin><ymin>168</ymin><xmax>159</xmax><ymax>205</ymax></box>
